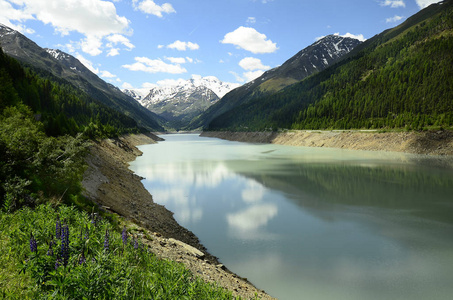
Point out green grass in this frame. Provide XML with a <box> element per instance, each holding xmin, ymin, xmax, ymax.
<box><xmin>0</xmin><ymin>204</ymin><xmax>238</xmax><ymax>299</ymax></box>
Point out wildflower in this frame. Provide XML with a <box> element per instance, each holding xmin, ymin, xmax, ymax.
<box><xmin>104</xmin><ymin>229</ymin><xmax>109</xmax><ymax>252</ymax></box>
<box><xmin>60</xmin><ymin>224</ymin><xmax>70</xmax><ymax>267</ymax></box>
<box><xmin>84</xmin><ymin>225</ymin><xmax>89</xmax><ymax>240</ymax></box>
<box><xmin>122</xmin><ymin>226</ymin><xmax>128</xmax><ymax>245</ymax></box>
<box><xmin>55</xmin><ymin>216</ymin><xmax>61</xmax><ymax>239</ymax></box>
<box><xmin>29</xmin><ymin>233</ymin><xmax>37</xmax><ymax>253</ymax></box>
<box><xmin>47</xmin><ymin>240</ymin><xmax>54</xmax><ymax>256</ymax></box>
<box><xmin>133</xmin><ymin>237</ymin><xmax>138</xmax><ymax>250</ymax></box>
<box><xmin>91</xmin><ymin>212</ymin><xmax>99</xmax><ymax>226</ymax></box>
<box><xmin>55</xmin><ymin>259</ymin><xmax>60</xmax><ymax>270</ymax></box>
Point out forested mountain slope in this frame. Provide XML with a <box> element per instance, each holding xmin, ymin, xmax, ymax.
<box><xmin>188</xmin><ymin>35</ymin><xmax>361</xmax><ymax>130</ymax></box>
<box><xmin>0</xmin><ymin>47</ymin><xmax>144</xmax><ymax>137</ymax></box>
<box><xmin>207</xmin><ymin>0</ymin><xmax>453</xmax><ymax>131</ymax></box>
<box><xmin>0</xmin><ymin>24</ymin><xmax>163</xmax><ymax>131</ymax></box>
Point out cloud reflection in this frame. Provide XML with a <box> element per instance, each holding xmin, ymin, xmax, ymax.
<box><xmin>241</xmin><ymin>180</ymin><xmax>266</xmax><ymax>203</ymax></box>
<box><xmin>227</xmin><ymin>204</ymin><xmax>278</xmax><ymax>240</ymax></box>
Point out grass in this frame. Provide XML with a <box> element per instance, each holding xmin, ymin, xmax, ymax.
<box><xmin>0</xmin><ymin>204</ymin><xmax>238</xmax><ymax>299</ymax></box>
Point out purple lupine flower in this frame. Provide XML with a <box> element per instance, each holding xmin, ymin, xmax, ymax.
<box><xmin>55</xmin><ymin>259</ymin><xmax>60</xmax><ymax>270</ymax></box>
<box><xmin>91</xmin><ymin>213</ymin><xmax>98</xmax><ymax>227</ymax></box>
<box><xmin>60</xmin><ymin>224</ymin><xmax>70</xmax><ymax>267</ymax></box>
<box><xmin>104</xmin><ymin>229</ymin><xmax>109</xmax><ymax>252</ymax></box>
<box><xmin>55</xmin><ymin>216</ymin><xmax>61</xmax><ymax>239</ymax></box>
<box><xmin>133</xmin><ymin>237</ymin><xmax>138</xmax><ymax>250</ymax></box>
<box><xmin>47</xmin><ymin>240</ymin><xmax>54</xmax><ymax>256</ymax></box>
<box><xmin>29</xmin><ymin>233</ymin><xmax>37</xmax><ymax>253</ymax></box>
<box><xmin>121</xmin><ymin>226</ymin><xmax>128</xmax><ymax>245</ymax></box>
<box><xmin>84</xmin><ymin>225</ymin><xmax>89</xmax><ymax>240</ymax></box>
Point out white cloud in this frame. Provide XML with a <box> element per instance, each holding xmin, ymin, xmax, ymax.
<box><xmin>0</xmin><ymin>0</ymin><xmax>131</xmax><ymax>56</ymax></box>
<box><xmin>133</xmin><ymin>0</ymin><xmax>176</xmax><ymax>17</ymax></box>
<box><xmin>244</xmin><ymin>70</ymin><xmax>265</xmax><ymax>82</ymax></box>
<box><xmin>221</xmin><ymin>26</ymin><xmax>278</xmax><ymax>54</ymax></box>
<box><xmin>100</xmin><ymin>70</ymin><xmax>117</xmax><ymax>78</ymax></box>
<box><xmin>122</xmin><ymin>82</ymin><xmax>134</xmax><ymax>89</ymax></box>
<box><xmin>167</xmin><ymin>40</ymin><xmax>200</xmax><ymax>51</ymax></box>
<box><xmin>230</xmin><ymin>71</ymin><xmax>245</xmax><ymax>83</ymax></box>
<box><xmin>165</xmin><ymin>56</ymin><xmax>187</xmax><ymax>64</ymax></box>
<box><xmin>415</xmin><ymin>0</ymin><xmax>442</xmax><ymax>9</ymax></box>
<box><xmin>340</xmin><ymin>32</ymin><xmax>366</xmax><ymax>42</ymax></box>
<box><xmin>379</xmin><ymin>0</ymin><xmax>406</xmax><ymax>8</ymax></box>
<box><xmin>7</xmin><ymin>0</ymin><xmax>130</xmax><ymax>37</ymax></box>
<box><xmin>239</xmin><ymin>57</ymin><xmax>270</xmax><ymax>71</ymax></box>
<box><xmin>63</xmin><ymin>43</ymin><xmax>76</xmax><ymax>54</ymax></box>
<box><xmin>80</xmin><ymin>36</ymin><xmax>103</xmax><ymax>56</ymax></box>
<box><xmin>386</xmin><ymin>15</ymin><xmax>404</xmax><ymax>23</ymax></box>
<box><xmin>122</xmin><ymin>57</ymin><xmax>187</xmax><ymax>74</ymax></box>
<box><xmin>156</xmin><ymin>78</ymin><xmax>186</xmax><ymax>86</ymax></box>
<box><xmin>106</xmin><ymin>34</ymin><xmax>135</xmax><ymax>50</ymax></box>
<box><xmin>75</xmin><ymin>53</ymin><xmax>99</xmax><ymax>74</ymax></box>
<box><xmin>107</xmin><ymin>48</ymin><xmax>120</xmax><ymax>57</ymax></box>
<box><xmin>315</xmin><ymin>32</ymin><xmax>366</xmax><ymax>42</ymax></box>
<box><xmin>142</xmin><ymin>82</ymin><xmax>159</xmax><ymax>89</ymax></box>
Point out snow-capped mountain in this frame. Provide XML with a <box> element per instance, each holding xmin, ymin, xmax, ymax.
<box><xmin>124</xmin><ymin>76</ymin><xmax>239</xmax><ymax>128</ymax></box>
<box><xmin>123</xmin><ymin>89</ymin><xmax>150</xmax><ymax>101</ymax></box>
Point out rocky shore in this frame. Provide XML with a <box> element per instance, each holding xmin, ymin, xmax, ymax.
<box><xmin>81</xmin><ymin>133</ymin><xmax>274</xmax><ymax>300</ymax></box>
<box><xmin>200</xmin><ymin>130</ymin><xmax>453</xmax><ymax>156</ymax></box>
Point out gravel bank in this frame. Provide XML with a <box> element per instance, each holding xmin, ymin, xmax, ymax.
<box><xmin>200</xmin><ymin>130</ymin><xmax>453</xmax><ymax>156</ymax></box>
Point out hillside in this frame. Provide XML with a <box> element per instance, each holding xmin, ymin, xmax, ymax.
<box><xmin>188</xmin><ymin>34</ymin><xmax>361</xmax><ymax>130</ymax></box>
<box><xmin>0</xmin><ymin>24</ymin><xmax>163</xmax><ymax>131</ymax></box>
<box><xmin>206</xmin><ymin>0</ymin><xmax>453</xmax><ymax>132</ymax></box>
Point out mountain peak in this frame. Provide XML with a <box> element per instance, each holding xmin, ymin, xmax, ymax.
<box><xmin>123</xmin><ymin>76</ymin><xmax>239</xmax><ymax>129</ymax></box>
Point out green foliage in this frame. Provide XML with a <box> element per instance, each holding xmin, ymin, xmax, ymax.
<box><xmin>0</xmin><ymin>204</ymin><xmax>236</xmax><ymax>299</ymax></box>
<box><xmin>0</xmin><ymin>105</ymin><xmax>88</xmax><ymax>210</ymax></box>
<box><xmin>206</xmin><ymin>1</ymin><xmax>453</xmax><ymax>131</ymax></box>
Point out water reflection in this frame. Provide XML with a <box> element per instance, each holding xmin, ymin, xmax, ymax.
<box><xmin>227</xmin><ymin>204</ymin><xmax>278</xmax><ymax>240</ymax></box>
<box><xmin>130</xmin><ymin>134</ymin><xmax>453</xmax><ymax>300</ymax></box>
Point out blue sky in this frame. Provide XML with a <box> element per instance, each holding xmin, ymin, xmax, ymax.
<box><xmin>0</xmin><ymin>0</ymin><xmax>442</xmax><ymax>90</ymax></box>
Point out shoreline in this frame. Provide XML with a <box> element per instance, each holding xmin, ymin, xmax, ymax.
<box><xmin>81</xmin><ymin>133</ymin><xmax>274</xmax><ymax>300</ymax></box>
<box><xmin>200</xmin><ymin>130</ymin><xmax>453</xmax><ymax>156</ymax></box>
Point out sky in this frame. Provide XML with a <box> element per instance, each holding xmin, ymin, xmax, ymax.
<box><xmin>0</xmin><ymin>0</ymin><xmax>444</xmax><ymax>91</ymax></box>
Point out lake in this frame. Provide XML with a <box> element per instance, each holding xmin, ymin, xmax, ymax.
<box><xmin>129</xmin><ymin>133</ymin><xmax>453</xmax><ymax>300</ymax></box>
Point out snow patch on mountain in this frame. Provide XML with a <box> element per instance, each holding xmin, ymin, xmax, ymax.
<box><xmin>124</xmin><ymin>75</ymin><xmax>239</xmax><ymax>104</ymax></box>
<box><xmin>122</xmin><ymin>75</ymin><xmax>240</xmax><ymax>126</ymax></box>
<box><xmin>45</xmin><ymin>48</ymin><xmax>71</xmax><ymax>61</ymax></box>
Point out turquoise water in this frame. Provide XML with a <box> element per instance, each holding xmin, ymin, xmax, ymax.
<box><xmin>129</xmin><ymin>134</ymin><xmax>453</xmax><ymax>300</ymax></box>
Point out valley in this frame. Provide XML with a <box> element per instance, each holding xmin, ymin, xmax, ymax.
<box><xmin>1</xmin><ymin>0</ymin><xmax>452</xmax><ymax>299</ymax></box>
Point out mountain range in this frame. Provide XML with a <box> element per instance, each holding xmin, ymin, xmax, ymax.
<box><xmin>0</xmin><ymin>24</ymin><xmax>163</xmax><ymax>131</ymax></box>
<box><xmin>124</xmin><ymin>76</ymin><xmax>239</xmax><ymax>129</ymax></box>
<box><xmin>1</xmin><ymin>0</ymin><xmax>451</xmax><ymax>134</ymax></box>
<box><xmin>187</xmin><ymin>34</ymin><xmax>362</xmax><ymax>130</ymax></box>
